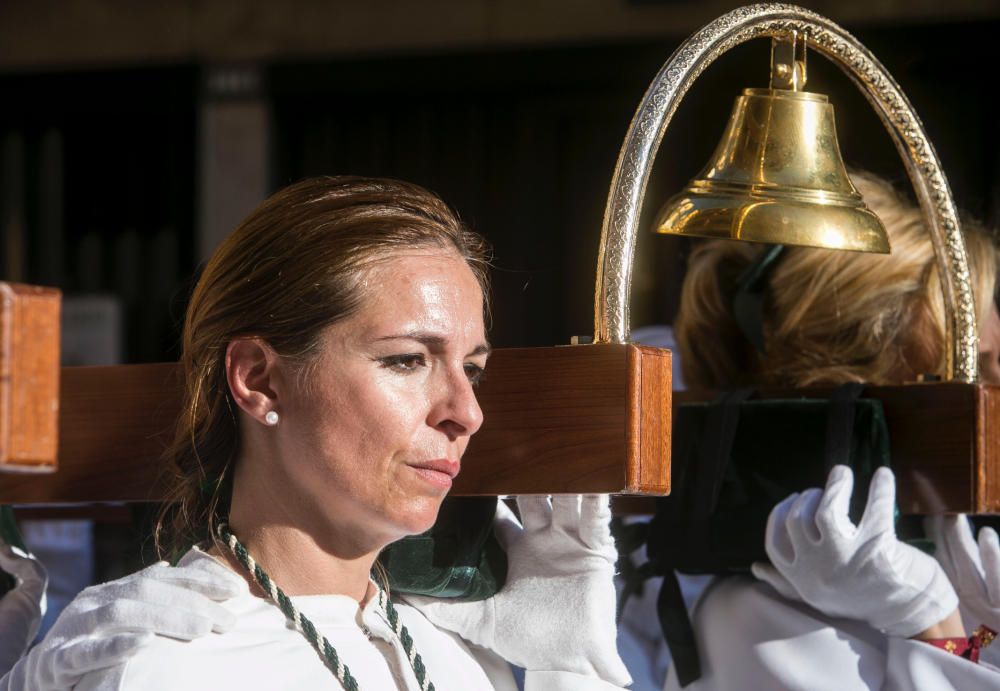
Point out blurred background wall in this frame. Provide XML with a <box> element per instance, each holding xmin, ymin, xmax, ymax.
<box><xmin>1</xmin><ymin>0</ymin><xmax>999</xmax><ymax>358</ymax></box>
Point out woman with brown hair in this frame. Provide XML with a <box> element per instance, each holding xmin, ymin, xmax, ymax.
<box><xmin>7</xmin><ymin>176</ymin><xmax>629</xmax><ymax>691</ymax></box>
<box><xmin>659</xmin><ymin>172</ymin><xmax>1000</xmax><ymax>689</ymax></box>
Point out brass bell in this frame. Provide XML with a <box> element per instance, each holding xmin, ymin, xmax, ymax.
<box><xmin>655</xmin><ymin>35</ymin><xmax>890</xmax><ymax>253</ymax></box>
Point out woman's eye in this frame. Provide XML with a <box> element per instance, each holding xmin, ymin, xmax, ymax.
<box><xmin>464</xmin><ymin>363</ymin><xmax>485</xmax><ymax>387</ymax></box>
<box><xmin>380</xmin><ymin>354</ymin><xmax>427</xmax><ymax>372</ymax></box>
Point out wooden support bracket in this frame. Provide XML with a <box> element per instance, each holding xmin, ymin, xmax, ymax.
<box><xmin>0</xmin><ymin>283</ymin><xmax>60</xmax><ymax>473</ymax></box>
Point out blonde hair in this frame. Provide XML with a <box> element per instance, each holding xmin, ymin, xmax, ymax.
<box><xmin>675</xmin><ymin>172</ymin><xmax>999</xmax><ymax>389</ymax></box>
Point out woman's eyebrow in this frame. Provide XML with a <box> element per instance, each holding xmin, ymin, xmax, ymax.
<box><xmin>375</xmin><ymin>332</ymin><xmax>491</xmax><ymax>356</ymax></box>
<box><xmin>469</xmin><ymin>343</ymin><xmax>491</xmax><ymax>357</ymax></box>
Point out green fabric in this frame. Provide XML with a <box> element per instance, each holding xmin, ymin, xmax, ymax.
<box><xmin>0</xmin><ymin>506</ymin><xmax>26</xmax><ymax>553</ymax></box>
<box><xmin>1</xmin><ymin>505</ymin><xmax>26</xmax><ymax>596</ymax></box>
<box><xmin>648</xmin><ymin>396</ymin><xmax>891</xmax><ymax>573</ymax></box>
<box><xmin>381</xmin><ymin>496</ymin><xmax>507</xmax><ymax>601</ymax></box>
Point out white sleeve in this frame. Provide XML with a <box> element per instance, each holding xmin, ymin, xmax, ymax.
<box><xmin>663</xmin><ymin>576</ymin><xmax>1000</xmax><ymax>691</ymax></box>
<box><xmin>664</xmin><ymin>576</ymin><xmax>886</xmax><ymax>691</ymax></box>
<box><xmin>461</xmin><ymin>643</ymin><xmax>519</xmax><ymax>691</ymax></box>
<box><xmin>616</xmin><ymin>572</ymin><xmax>669</xmax><ymax>691</ymax></box>
<box><xmin>524</xmin><ymin>670</ymin><xmax>627</xmax><ymax>691</ymax></box>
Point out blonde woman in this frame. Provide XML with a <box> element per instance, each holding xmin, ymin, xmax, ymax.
<box><xmin>660</xmin><ymin>173</ymin><xmax>1000</xmax><ymax>690</ymax></box>
<box><xmin>675</xmin><ymin>173</ymin><xmax>1000</xmax><ymax>392</ymax></box>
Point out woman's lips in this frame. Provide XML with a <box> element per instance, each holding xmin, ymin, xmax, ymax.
<box><xmin>408</xmin><ymin>459</ymin><xmax>460</xmax><ymax>488</ymax></box>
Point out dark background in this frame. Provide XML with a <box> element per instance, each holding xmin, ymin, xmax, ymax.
<box><xmin>2</xmin><ymin>20</ymin><xmax>998</xmax><ymax>361</ymax></box>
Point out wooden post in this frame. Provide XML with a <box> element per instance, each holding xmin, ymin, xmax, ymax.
<box><xmin>0</xmin><ymin>283</ymin><xmax>61</xmax><ymax>472</ymax></box>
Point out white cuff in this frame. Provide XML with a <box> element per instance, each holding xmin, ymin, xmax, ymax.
<box><xmin>882</xmin><ymin>566</ymin><xmax>959</xmax><ymax>639</ymax></box>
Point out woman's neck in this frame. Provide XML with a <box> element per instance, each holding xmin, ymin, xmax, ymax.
<box><xmin>212</xmin><ymin>521</ymin><xmax>379</xmax><ymax>603</ymax></box>
<box><xmin>221</xmin><ymin>452</ymin><xmax>390</xmax><ymax>603</ymax></box>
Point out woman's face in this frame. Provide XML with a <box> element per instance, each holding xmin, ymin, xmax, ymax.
<box><xmin>275</xmin><ymin>249</ymin><xmax>488</xmax><ymax>548</ymax></box>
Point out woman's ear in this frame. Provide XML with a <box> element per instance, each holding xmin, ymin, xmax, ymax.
<box><xmin>226</xmin><ymin>338</ymin><xmax>281</xmax><ymax>424</ymax></box>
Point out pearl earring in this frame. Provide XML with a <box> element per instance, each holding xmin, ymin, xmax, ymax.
<box><xmin>264</xmin><ymin>410</ymin><xmax>279</xmax><ymax>426</ymax></box>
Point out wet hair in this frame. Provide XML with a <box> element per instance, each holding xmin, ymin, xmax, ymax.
<box><xmin>674</xmin><ymin>171</ymin><xmax>999</xmax><ymax>390</ymax></box>
<box><xmin>155</xmin><ymin>176</ymin><xmax>491</xmax><ymax>558</ymax></box>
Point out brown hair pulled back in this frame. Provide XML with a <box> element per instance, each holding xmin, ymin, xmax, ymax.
<box><xmin>675</xmin><ymin>172</ymin><xmax>999</xmax><ymax>390</ymax></box>
<box><xmin>156</xmin><ymin>176</ymin><xmax>490</xmax><ymax>559</ymax></box>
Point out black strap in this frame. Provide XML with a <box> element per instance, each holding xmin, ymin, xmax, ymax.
<box><xmin>657</xmin><ymin>388</ymin><xmax>753</xmax><ymax>688</ymax></box>
<box><xmin>823</xmin><ymin>383</ymin><xmax>865</xmax><ymax>473</ymax></box>
<box><xmin>658</xmin><ymin>570</ymin><xmax>701</xmax><ymax>687</ymax></box>
<box><xmin>691</xmin><ymin>388</ymin><xmax>755</xmax><ymax>521</ymax></box>
<box><xmin>732</xmin><ymin>245</ymin><xmax>785</xmax><ymax>353</ymax></box>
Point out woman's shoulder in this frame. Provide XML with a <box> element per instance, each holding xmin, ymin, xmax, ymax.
<box><xmin>64</xmin><ymin>554</ymin><xmax>505</xmax><ymax>691</ymax></box>
<box><xmin>66</xmin><ymin>549</ymin><xmax>321</xmax><ymax>690</ymax></box>
<box><xmin>72</xmin><ymin>589</ymin><xmax>385</xmax><ymax>690</ymax></box>
<box><xmin>71</xmin><ymin>590</ymin><xmax>305</xmax><ymax>690</ymax></box>
<box><xmin>72</xmin><ymin>583</ymin><xmax>506</xmax><ymax>690</ymax></box>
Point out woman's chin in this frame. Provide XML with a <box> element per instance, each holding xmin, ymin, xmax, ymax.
<box><xmin>390</xmin><ymin>496</ymin><xmax>445</xmax><ymax>538</ymax></box>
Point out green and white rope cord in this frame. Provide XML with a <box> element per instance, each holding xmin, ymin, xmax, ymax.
<box><xmin>217</xmin><ymin>523</ymin><xmax>435</xmax><ymax>691</ymax></box>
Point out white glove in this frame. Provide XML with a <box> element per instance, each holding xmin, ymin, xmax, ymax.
<box><xmin>751</xmin><ymin>465</ymin><xmax>958</xmax><ymax>638</ymax></box>
<box><xmin>0</xmin><ymin>539</ymin><xmax>48</xmax><ymax>677</ymax></box>
<box><xmin>927</xmin><ymin>514</ymin><xmax>1000</xmax><ymax>632</ymax></box>
<box><xmin>404</xmin><ymin>495</ymin><xmax>631</xmax><ymax>686</ymax></box>
<box><xmin>0</xmin><ymin>557</ymin><xmax>245</xmax><ymax>691</ymax></box>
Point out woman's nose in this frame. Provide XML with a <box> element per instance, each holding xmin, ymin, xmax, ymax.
<box><xmin>429</xmin><ymin>368</ymin><xmax>484</xmax><ymax>440</ymax></box>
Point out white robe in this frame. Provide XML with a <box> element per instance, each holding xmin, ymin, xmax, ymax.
<box><xmin>662</xmin><ymin>576</ymin><xmax>1000</xmax><ymax>691</ymax></box>
<box><xmin>70</xmin><ymin>549</ymin><xmax>621</xmax><ymax>691</ymax></box>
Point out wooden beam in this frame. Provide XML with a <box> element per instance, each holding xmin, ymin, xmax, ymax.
<box><xmin>852</xmin><ymin>383</ymin><xmax>982</xmax><ymax>513</ymax></box>
<box><xmin>614</xmin><ymin>384</ymin><xmax>1000</xmax><ymax>516</ymax></box>
<box><xmin>0</xmin><ymin>343</ymin><xmax>671</xmax><ymax>502</ymax></box>
<box><xmin>723</xmin><ymin>383</ymin><xmax>999</xmax><ymax>514</ymax></box>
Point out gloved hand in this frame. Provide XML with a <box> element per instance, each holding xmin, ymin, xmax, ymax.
<box><xmin>751</xmin><ymin>465</ymin><xmax>958</xmax><ymax>638</ymax></box>
<box><xmin>0</xmin><ymin>538</ymin><xmax>48</xmax><ymax>677</ymax></box>
<box><xmin>926</xmin><ymin>514</ymin><xmax>1000</xmax><ymax>632</ymax></box>
<box><xmin>0</xmin><ymin>556</ymin><xmax>246</xmax><ymax>691</ymax></box>
<box><xmin>404</xmin><ymin>495</ymin><xmax>631</xmax><ymax>686</ymax></box>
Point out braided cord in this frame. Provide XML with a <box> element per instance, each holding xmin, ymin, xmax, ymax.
<box><xmin>217</xmin><ymin>524</ymin><xmax>435</xmax><ymax>691</ymax></box>
<box><xmin>379</xmin><ymin>590</ymin><xmax>435</xmax><ymax>691</ymax></box>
